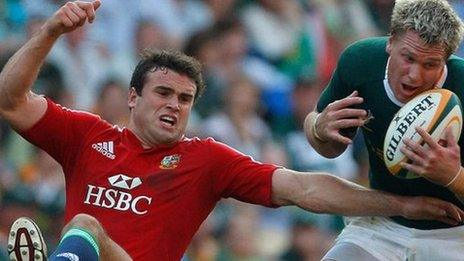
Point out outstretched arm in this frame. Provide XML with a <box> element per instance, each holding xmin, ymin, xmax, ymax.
<box><xmin>0</xmin><ymin>1</ymin><xmax>101</xmax><ymax>131</ymax></box>
<box><xmin>272</xmin><ymin>168</ymin><xmax>464</xmax><ymax>225</ymax></box>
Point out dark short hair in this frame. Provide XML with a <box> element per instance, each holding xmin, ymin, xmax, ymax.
<box><xmin>130</xmin><ymin>48</ymin><xmax>205</xmax><ymax>101</ymax></box>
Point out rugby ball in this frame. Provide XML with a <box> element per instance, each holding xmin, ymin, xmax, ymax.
<box><xmin>383</xmin><ymin>89</ymin><xmax>462</xmax><ymax>179</ymax></box>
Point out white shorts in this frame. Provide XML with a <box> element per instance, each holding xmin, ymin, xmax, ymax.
<box><xmin>328</xmin><ymin>216</ymin><xmax>464</xmax><ymax>261</ymax></box>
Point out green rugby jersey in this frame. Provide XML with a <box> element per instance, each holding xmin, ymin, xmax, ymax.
<box><xmin>317</xmin><ymin>37</ymin><xmax>464</xmax><ymax>229</ymax></box>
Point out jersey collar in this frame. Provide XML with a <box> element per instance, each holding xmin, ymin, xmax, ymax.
<box><xmin>122</xmin><ymin>127</ymin><xmax>185</xmax><ymax>152</ymax></box>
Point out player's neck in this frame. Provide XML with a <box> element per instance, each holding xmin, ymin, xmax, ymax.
<box><xmin>126</xmin><ymin>122</ymin><xmax>178</xmax><ymax>150</ymax></box>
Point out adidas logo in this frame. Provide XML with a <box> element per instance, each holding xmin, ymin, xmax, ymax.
<box><xmin>92</xmin><ymin>141</ymin><xmax>116</xmax><ymax>160</ymax></box>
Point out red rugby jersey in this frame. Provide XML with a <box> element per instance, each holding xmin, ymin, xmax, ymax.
<box><xmin>21</xmin><ymin>99</ymin><xmax>278</xmax><ymax>260</ymax></box>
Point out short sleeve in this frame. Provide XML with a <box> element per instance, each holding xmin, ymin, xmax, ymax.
<box><xmin>20</xmin><ymin>99</ymin><xmax>103</xmax><ymax>168</ymax></box>
<box><xmin>207</xmin><ymin>139</ymin><xmax>279</xmax><ymax>207</ymax></box>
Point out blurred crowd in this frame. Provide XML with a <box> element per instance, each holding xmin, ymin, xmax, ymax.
<box><xmin>1</xmin><ymin>0</ymin><xmax>464</xmax><ymax>260</ymax></box>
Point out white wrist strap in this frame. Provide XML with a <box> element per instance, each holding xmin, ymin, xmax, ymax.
<box><xmin>445</xmin><ymin>166</ymin><xmax>463</xmax><ymax>187</ymax></box>
<box><xmin>312</xmin><ymin>113</ymin><xmax>325</xmax><ymax>142</ymax></box>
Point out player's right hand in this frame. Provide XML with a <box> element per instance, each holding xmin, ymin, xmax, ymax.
<box><xmin>315</xmin><ymin>91</ymin><xmax>367</xmax><ymax>145</ymax></box>
<box><xmin>43</xmin><ymin>0</ymin><xmax>101</xmax><ymax>38</ymax></box>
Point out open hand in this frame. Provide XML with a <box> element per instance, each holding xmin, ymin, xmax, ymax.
<box><xmin>315</xmin><ymin>91</ymin><xmax>367</xmax><ymax>145</ymax></box>
<box><xmin>400</xmin><ymin>127</ymin><xmax>461</xmax><ymax>186</ymax></box>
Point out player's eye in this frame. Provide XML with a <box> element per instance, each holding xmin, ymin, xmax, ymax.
<box><xmin>424</xmin><ymin>63</ymin><xmax>440</xmax><ymax>69</ymax></box>
<box><xmin>180</xmin><ymin>95</ymin><xmax>193</xmax><ymax>103</ymax></box>
<box><xmin>155</xmin><ymin>87</ymin><xmax>172</xmax><ymax>97</ymax></box>
<box><xmin>403</xmin><ymin>54</ymin><xmax>414</xmax><ymax>63</ymax></box>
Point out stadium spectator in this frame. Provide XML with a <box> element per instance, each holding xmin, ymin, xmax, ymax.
<box><xmin>202</xmin><ymin>76</ymin><xmax>271</xmax><ymax>161</ymax></box>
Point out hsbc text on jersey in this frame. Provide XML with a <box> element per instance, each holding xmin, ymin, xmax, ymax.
<box><xmin>83</xmin><ymin>185</ymin><xmax>152</xmax><ymax>215</ymax></box>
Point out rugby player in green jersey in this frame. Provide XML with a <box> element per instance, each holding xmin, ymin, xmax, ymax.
<box><xmin>305</xmin><ymin>0</ymin><xmax>464</xmax><ymax>260</ymax></box>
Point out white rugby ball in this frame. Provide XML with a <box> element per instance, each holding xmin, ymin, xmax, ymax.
<box><xmin>383</xmin><ymin>89</ymin><xmax>462</xmax><ymax>179</ymax></box>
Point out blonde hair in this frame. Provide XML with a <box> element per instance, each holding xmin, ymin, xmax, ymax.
<box><xmin>390</xmin><ymin>0</ymin><xmax>464</xmax><ymax>57</ymax></box>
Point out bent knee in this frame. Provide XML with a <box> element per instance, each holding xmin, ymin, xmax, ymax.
<box><xmin>64</xmin><ymin>213</ymin><xmax>106</xmax><ymax>239</ymax></box>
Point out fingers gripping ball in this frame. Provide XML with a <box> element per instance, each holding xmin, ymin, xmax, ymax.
<box><xmin>383</xmin><ymin>89</ymin><xmax>463</xmax><ymax>179</ymax></box>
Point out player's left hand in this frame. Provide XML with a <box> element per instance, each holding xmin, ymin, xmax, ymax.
<box><xmin>400</xmin><ymin>126</ymin><xmax>461</xmax><ymax>186</ymax></box>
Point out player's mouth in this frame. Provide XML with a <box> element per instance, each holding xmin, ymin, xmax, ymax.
<box><xmin>401</xmin><ymin>83</ymin><xmax>419</xmax><ymax>96</ymax></box>
<box><xmin>160</xmin><ymin>115</ymin><xmax>177</xmax><ymax>128</ymax></box>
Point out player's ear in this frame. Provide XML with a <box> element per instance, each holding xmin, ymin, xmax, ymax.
<box><xmin>386</xmin><ymin>36</ymin><xmax>393</xmax><ymax>55</ymax></box>
<box><xmin>128</xmin><ymin>87</ymin><xmax>138</xmax><ymax>109</ymax></box>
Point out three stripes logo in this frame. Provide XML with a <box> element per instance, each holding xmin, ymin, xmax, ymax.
<box><xmin>92</xmin><ymin>141</ymin><xmax>116</xmax><ymax>160</ymax></box>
